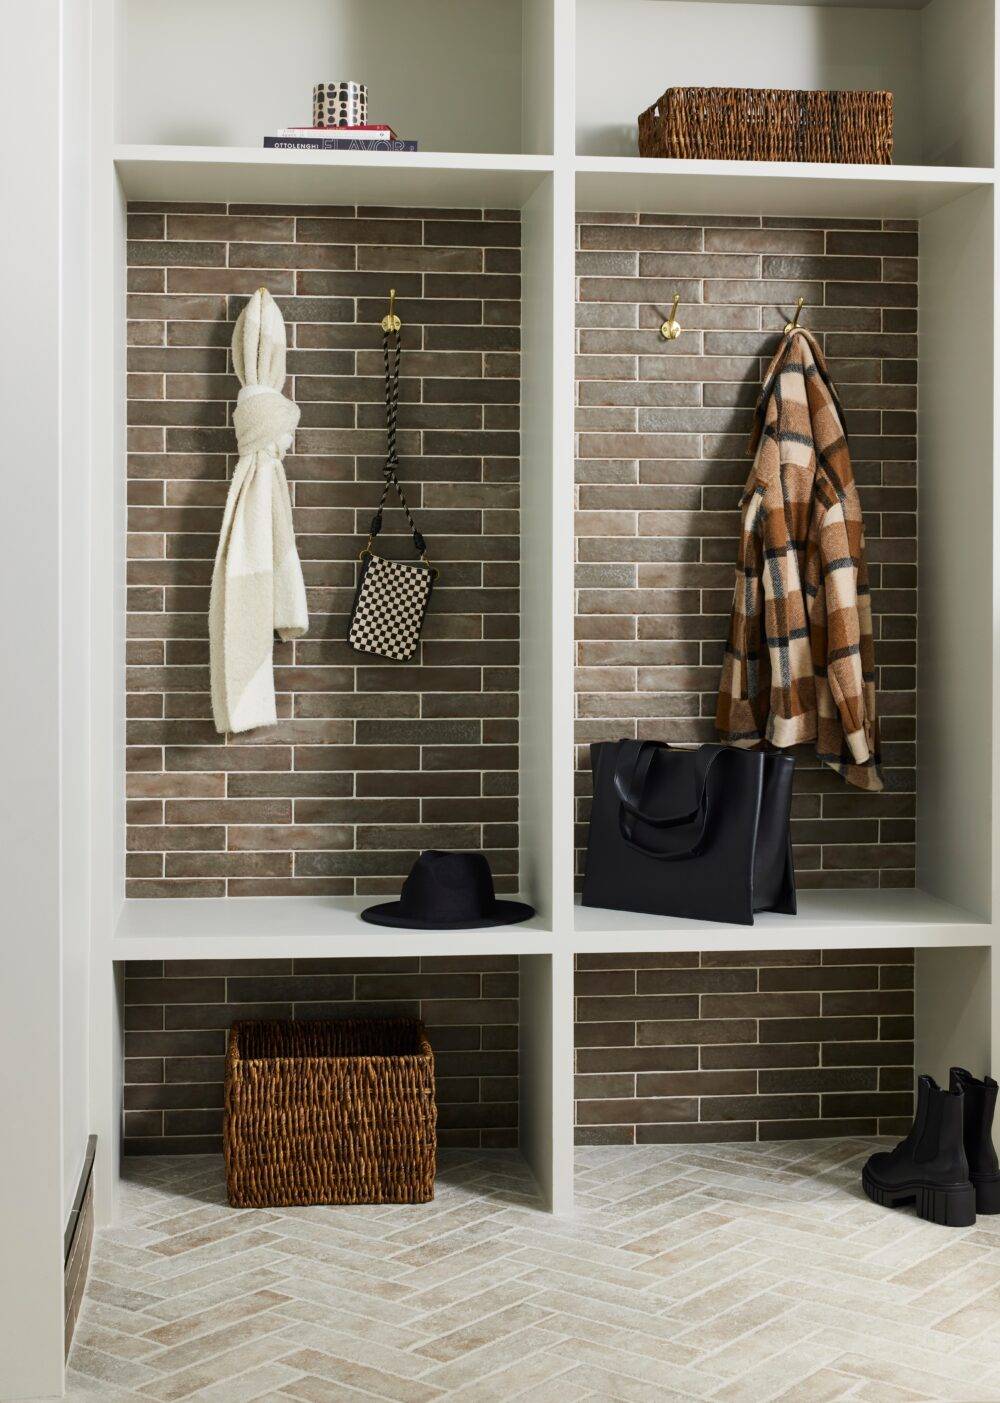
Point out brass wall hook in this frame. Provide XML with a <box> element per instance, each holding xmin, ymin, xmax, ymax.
<box><xmin>660</xmin><ymin>293</ymin><xmax>682</xmax><ymax>341</ymax></box>
<box><xmin>784</xmin><ymin>297</ymin><xmax>805</xmax><ymax>334</ymax></box>
<box><xmin>381</xmin><ymin>287</ymin><xmax>402</xmax><ymax>333</ymax></box>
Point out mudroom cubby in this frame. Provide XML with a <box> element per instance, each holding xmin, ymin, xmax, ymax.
<box><xmin>576</xmin><ymin>0</ymin><xmax>994</xmax><ymax>168</ymax></box>
<box><xmin>122</xmin><ymin>0</ymin><xmax>552</xmax><ymax>157</ymax></box>
<box><xmin>124</xmin><ymin>199</ymin><xmax>526</xmax><ymax>905</ymax></box>
<box><xmin>122</xmin><ymin>956</ymin><xmax>524</xmax><ymax>1155</ymax></box>
<box><xmin>570</xmin><ymin>181</ymin><xmax>997</xmax><ymax>947</ymax></box>
<box><xmin>81</xmin><ymin>0</ymin><xmax>999</xmax><ymax>1242</ymax></box>
<box><xmin>573</xmin><ymin>946</ymin><xmax>995</xmax><ymax>1148</ymax></box>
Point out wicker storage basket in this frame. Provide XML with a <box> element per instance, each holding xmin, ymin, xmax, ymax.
<box><xmin>638</xmin><ymin>87</ymin><xmax>893</xmax><ymax>164</ymax></box>
<box><xmin>224</xmin><ymin>1018</ymin><xmax>437</xmax><ymax>1207</ymax></box>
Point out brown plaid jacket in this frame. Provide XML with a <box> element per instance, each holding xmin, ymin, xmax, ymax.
<box><xmin>715</xmin><ymin>328</ymin><xmax>882</xmax><ymax>792</ymax></box>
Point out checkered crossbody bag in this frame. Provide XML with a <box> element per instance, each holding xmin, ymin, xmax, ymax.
<box><xmin>348</xmin><ymin>326</ymin><xmax>437</xmax><ymax>661</ymax></box>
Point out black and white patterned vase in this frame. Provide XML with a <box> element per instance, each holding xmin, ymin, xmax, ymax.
<box><xmin>312</xmin><ymin>81</ymin><xmax>368</xmax><ymax>129</ymax></box>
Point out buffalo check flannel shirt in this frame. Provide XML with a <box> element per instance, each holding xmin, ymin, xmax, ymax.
<box><xmin>715</xmin><ymin>328</ymin><xmax>883</xmax><ymax>792</ymax></box>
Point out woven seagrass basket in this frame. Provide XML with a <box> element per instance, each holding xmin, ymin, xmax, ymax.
<box><xmin>638</xmin><ymin>87</ymin><xmax>893</xmax><ymax>164</ymax></box>
<box><xmin>224</xmin><ymin>1018</ymin><xmax>437</xmax><ymax>1207</ymax></box>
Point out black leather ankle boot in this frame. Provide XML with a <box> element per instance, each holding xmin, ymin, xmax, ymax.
<box><xmin>950</xmin><ymin>1068</ymin><xmax>1000</xmax><ymax>1214</ymax></box>
<box><xmin>862</xmin><ymin>1075</ymin><xmax>976</xmax><ymax>1227</ymax></box>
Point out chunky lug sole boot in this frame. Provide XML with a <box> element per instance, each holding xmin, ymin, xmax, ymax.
<box><xmin>862</xmin><ymin>1075</ymin><xmax>976</xmax><ymax>1228</ymax></box>
<box><xmin>950</xmin><ymin>1067</ymin><xmax>1000</xmax><ymax>1215</ymax></box>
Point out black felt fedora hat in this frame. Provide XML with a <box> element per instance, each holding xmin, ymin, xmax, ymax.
<box><xmin>360</xmin><ymin>851</ymin><xmax>535</xmax><ymax>929</ymax></box>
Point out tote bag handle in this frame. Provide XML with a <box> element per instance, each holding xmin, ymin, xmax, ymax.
<box><xmin>611</xmin><ymin>740</ymin><xmax>722</xmax><ymax>861</ymax></box>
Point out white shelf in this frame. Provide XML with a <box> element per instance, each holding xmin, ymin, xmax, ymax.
<box><xmin>574</xmin><ymin>890</ymin><xmax>991</xmax><ymax>953</ymax></box>
<box><xmin>114</xmin><ymin>145</ymin><xmax>554</xmax><ymax>209</ymax></box>
<box><xmin>575</xmin><ymin>157</ymin><xmax>994</xmax><ymax>218</ymax></box>
<box><xmin>114</xmin><ymin>891</ymin><xmax>992</xmax><ymax>961</ymax></box>
<box><xmin>112</xmin><ymin>896</ymin><xmax>554</xmax><ymax>962</ymax></box>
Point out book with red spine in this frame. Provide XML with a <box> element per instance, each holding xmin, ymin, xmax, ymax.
<box><xmin>264</xmin><ymin>136</ymin><xmax>417</xmax><ymax>152</ymax></box>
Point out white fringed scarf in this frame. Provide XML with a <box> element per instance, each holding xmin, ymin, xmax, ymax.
<box><xmin>209</xmin><ymin>289</ymin><xmax>308</xmax><ymax>734</ymax></box>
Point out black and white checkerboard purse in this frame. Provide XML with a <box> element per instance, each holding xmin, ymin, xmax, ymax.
<box><xmin>348</xmin><ymin>325</ymin><xmax>436</xmax><ymax>661</ymax></box>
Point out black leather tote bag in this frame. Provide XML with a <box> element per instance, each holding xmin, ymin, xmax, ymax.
<box><xmin>581</xmin><ymin>739</ymin><xmax>796</xmax><ymax>925</ymax></box>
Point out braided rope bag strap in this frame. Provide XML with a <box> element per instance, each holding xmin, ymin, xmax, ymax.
<box><xmin>347</xmin><ymin>325</ymin><xmax>437</xmax><ymax>661</ymax></box>
<box><xmin>365</xmin><ymin>328</ymin><xmax>432</xmax><ymax>562</ymax></box>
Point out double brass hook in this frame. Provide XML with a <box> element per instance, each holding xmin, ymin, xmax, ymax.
<box><xmin>784</xmin><ymin>297</ymin><xmax>806</xmax><ymax>334</ymax></box>
<box><xmin>381</xmin><ymin>287</ymin><xmax>402</xmax><ymax>333</ymax></box>
<box><xmin>659</xmin><ymin>293</ymin><xmax>682</xmax><ymax>341</ymax></box>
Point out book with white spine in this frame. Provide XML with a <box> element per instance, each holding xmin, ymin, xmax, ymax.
<box><xmin>275</xmin><ymin>125</ymin><xmax>397</xmax><ymax>140</ymax></box>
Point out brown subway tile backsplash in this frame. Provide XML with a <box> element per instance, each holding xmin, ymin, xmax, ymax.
<box><xmin>575</xmin><ymin>950</ymin><xmax>914</xmax><ymax>1144</ymax></box>
<box><xmin>122</xmin><ymin>957</ymin><xmax>520</xmax><ymax>1154</ymax></box>
<box><xmin>126</xmin><ymin>947</ymin><xmax>914</xmax><ymax>1155</ymax></box>
<box><xmin>126</xmin><ymin>203</ymin><xmax>520</xmax><ymax>896</ymax></box>
<box><xmin>575</xmin><ymin>211</ymin><xmax>917</xmax><ymax>890</ymax></box>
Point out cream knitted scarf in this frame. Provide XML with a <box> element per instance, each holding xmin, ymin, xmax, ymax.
<box><xmin>209</xmin><ymin>289</ymin><xmax>308</xmax><ymax>734</ymax></box>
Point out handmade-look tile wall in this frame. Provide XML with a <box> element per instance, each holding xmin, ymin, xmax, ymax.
<box><xmin>575</xmin><ymin>212</ymin><xmax>918</xmax><ymax>889</ymax></box>
<box><xmin>575</xmin><ymin>948</ymin><xmax>915</xmax><ymax>1144</ymax></box>
<box><xmin>122</xmin><ymin>957</ymin><xmax>519</xmax><ymax>1154</ymax></box>
<box><xmin>125</xmin><ymin>202</ymin><xmax>520</xmax><ymax>897</ymax></box>
<box><xmin>123</xmin><ymin>949</ymin><xmax>914</xmax><ymax>1155</ymax></box>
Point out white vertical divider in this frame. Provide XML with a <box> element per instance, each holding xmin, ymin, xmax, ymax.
<box><xmin>987</xmin><ymin>49</ymin><xmax>992</xmax><ymax>1083</ymax></box>
<box><xmin>987</xmin><ymin>87</ymin><xmax>992</xmax><ymax>1077</ymax></box>
<box><xmin>916</xmin><ymin>187</ymin><xmax>994</xmax><ymax>923</ymax></box>
<box><xmin>914</xmin><ymin>6</ymin><xmax>997</xmax><ymax>1081</ymax></box>
<box><xmin>89</xmin><ymin>0</ymin><xmax>128</xmax><ymax>1228</ymax></box>
<box><xmin>549</xmin><ymin>0</ymin><xmax>579</xmax><ymax>1213</ymax></box>
<box><xmin>516</xmin><ymin>0</ymin><xmax>576</xmax><ymax>1214</ymax></box>
<box><xmin>519</xmin><ymin>167</ymin><xmax>559</xmax><ymax>1206</ymax></box>
<box><xmin>519</xmin><ymin>182</ymin><xmax>556</xmax><ymax>925</ymax></box>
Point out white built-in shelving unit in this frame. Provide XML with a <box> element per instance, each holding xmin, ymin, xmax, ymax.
<box><xmin>89</xmin><ymin>0</ymin><xmax>1000</xmax><ymax>1223</ymax></box>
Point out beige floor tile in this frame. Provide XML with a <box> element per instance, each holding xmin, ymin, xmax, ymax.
<box><xmin>280</xmin><ymin>1345</ymin><xmax>446</xmax><ymax>1401</ymax></box>
<box><xmin>73</xmin><ymin>1320</ymin><xmax>165</xmax><ymax>1362</ymax></box>
<box><xmin>68</xmin><ymin>1145</ymin><xmax>1000</xmax><ymax>1403</ymax></box>
<box><xmin>184</xmin><ymin>1362</ymin><xmax>304</xmax><ymax>1403</ymax></box>
<box><xmin>271</xmin><ymin>1297</ymin><xmax>430</xmax><ymax>1350</ymax></box>
<box><xmin>70</xmin><ymin>1344</ymin><xmax>163</xmax><ymax>1392</ymax></box>
<box><xmin>713</xmin><ymin>1344</ymin><xmax>847</xmax><ymax>1403</ymax></box>
<box><xmin>826</xmin><ymin>1345</ymin><xmax>1000</xmax><ymax>1401</ymax></box>
<box><xmin>419</xmin><ymin>1325</ymin><xmax>567</xmax><ymax>1392</ymax></box>
<box><xmin>141</xmin><ymin>1289</ymin><xmax>290</xmax><ymax>1347</ymax></box>
<box><xmin>851</xmin><ymin>1382</ymin><xmax>935</xmax><ymax>1402</ymax></box>
<box><xmin>539</xmin><ymin>1312</ymin><xmax>702</xmax><ymax>1368</ymax></box>
<box><xmin>437</xmin><ymin>1346</ymin><xmax>575</xmax><ymax>1402</ymax></box>
<box><xmin>558</xmin><ymin>1361</ymin><xmax>698</xmax><ymax>1402</ymax></box>
<box><xmin>138</xmin><ymin>1334</ymin><xmax>300</xmax><ymax>1402</ymax></box>
<box><xmin>549</xmin><ymin>1334</ymin><xmax>724</xmax><ymax>1399</ymax></box>
<box><xmin>141</xmin><ymin>1314</ymin><xmax>290</xmax><ymax>1377</ymax></box>
<box><xmin>414</xmin><ymin>1302</ymin><xmax>556</xmax><ymax>1365</ymax></box>
<box><xmin>141</xmin><ymin>1265</ymin><xmax>290</xmax><ymax>1323</ymax></box>
<box><xmin>274</xmin><ymin>1320</ymin><xmax>437</xmax><ymax>1379</ymax></box>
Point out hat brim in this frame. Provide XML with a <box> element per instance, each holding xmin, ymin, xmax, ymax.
<box><xmin>359</xmin><ymin>899</ymin><xmax>536</xmax><ymax>930</ymax></box>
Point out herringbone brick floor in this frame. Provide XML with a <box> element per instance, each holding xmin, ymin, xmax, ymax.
<box><xmin>65</xmin><ymin>1141</ymin><xmax>1000</xmax><ymax>1401</ymax></box>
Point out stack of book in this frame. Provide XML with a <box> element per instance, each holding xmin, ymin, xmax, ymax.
<box><xmin>264</xmin><ymin>125</ymin><xmax>417</xmax><ymax>153</ymax></box>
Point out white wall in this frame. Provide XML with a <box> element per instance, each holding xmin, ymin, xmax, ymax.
<box><xmin>124</xmin><ymin>0</ymin><xmax>525</xmax><ymax>153</ymax></box>
<box><xmin>915</xmin><ymin>947</ymin><xmax>991</xmax><ymax>1089</ymax></box>
<box><xmin>920</xmin><ymin>0</ymin><xmax>994</xmax><ymax>168</ymax></box>
<box><xmin>917</xmin><ymin>187</ymin><xmax>994</xmax><ymax>917</ymax></box>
